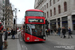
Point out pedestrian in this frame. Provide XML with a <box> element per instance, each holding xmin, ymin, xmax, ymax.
<box><xmin>62</xmin><ymin>27</ymin><xmax>66</xmax><ymax>38</ymax></box>
<box><xmin>45</xmin><ymin>28</ymin><xmax>47</xmax><ymax>34</ymax></box>
<box><xmin>48</xmin><ymin>28</ymin><xmax>50</xmax><ymax>35</ymax></box>
<box><xmin>11</xmin><ymin>29</ymin><xmax>13</xmax><ymax>39</ymax></box>
<box><xmin>50</xmin><ymin>29</ymin><xmax>53</xmax><ymax>35</ymax></box>
<box><xmin>4</xmin><ymin>28</ymin><xmax>8</xmax><ymax>49</ymax></box>
<box><xmin>46</xmin><ymin>29</ymin><xmax>48</xmax><ymax>36</ymax></box>
<box><xmin>68</xmin><ymin>27</ymin><xmax>73</xmax><ymax>38</ymax></box>
<box><xmin>12</xmin><ymin>29</ymin><xmax>15</xmax><ymax>39</ymax></box>
<box><xmin>57</xmin><ymin>27</ymin><xmax>61</xmax><ymax>36</ymax></box>
<box><xmin>45</xmin><ymin>28</ymin><xmax>48</xmax><ymax>36</ymax></box>
<box><xmin>55</xmin><ymin>28</ymin><xmax>58</xmax><ymax>36</ymax></box>
<box><xmin>0</xmin><ymin>30</ymin><xmax>3</xmax><ymax>50</ymax></box>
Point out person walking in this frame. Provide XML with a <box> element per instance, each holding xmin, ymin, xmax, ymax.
<box><xmin>50</xmin><ymin>29</ymin><xmax>53</xmax><ymax>35</ymax></box>
<box><xmin>11</xmin><ymin>29</ymin><xmax>13</xmax><ymax>39</ymax></box>
<box><xmin>45</xmin><ymin>28</ymin><xmax>47</xmax><ymax>34</ymax></box>
<box><xmin>12</xmin><ymin>29</ymin><xmax>15</xmax><ymax>39</ymax></box>
<box><xmin>55</xmin><ymin>28</ymin><xmax>58</xmax><ymax>36</ymax></box>
<box><xmin>62</xmin><ymin>27</ymin><xmax>66</xmax><ymax>38</ymax></box>
<box><xmin>45</xmin><ymin>28</ymin><xmax>48</xmax><ymax>36</ymax></box>
<box><xmin>48</xmin><ymin>28</ymin><xmax>50</xmax><ymax>35</ymax></box>
<box><xmin>0</xmin><ymin>30</ymin><xmax>3</xmax><ymax>50</ymax></box>
<box><xmin>68</xmin><ymin>27</ymin><xmax>73</xmax><ymax>38</ymax></box>
<box><xmin>57</xmin><ymin>27</ymin><xmax>61</xmax><ymax>36</ymax></box>
<box><xmin>46</xmin><ymin>29</ymin><xmax>48</xmax><ymax>36</ymax></box>
<box><xmin>4</xmin><ymin>28</ymin><xmax>8</xmax><ymax>49</ymax></box>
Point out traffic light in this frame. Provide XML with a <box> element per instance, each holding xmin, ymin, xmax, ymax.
<box><xmin>14</xmin><ymin>19</ymin><xmax>16</xmax><ymax>24</ymax></box>
<box><xmin>45</xmin><ymin>20</ymin><xmax>49</xmax><ymax>24</ymax></box>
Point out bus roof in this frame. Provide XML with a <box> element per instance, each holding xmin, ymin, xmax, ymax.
<box><xmin>26</xmin><ymin>9</ymin><xmax>43</xmax><ymax>12</ymax></box>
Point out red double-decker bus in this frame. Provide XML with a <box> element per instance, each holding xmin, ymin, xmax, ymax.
<box><xmin>21</xmin><ymin>9</ymin><xmax>46</xmax><ymax>42</ymax></box>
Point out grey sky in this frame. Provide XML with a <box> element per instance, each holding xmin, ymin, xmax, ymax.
<box><xmin>10</xmin><ymin>0</ymin><xmax>35</xmax><ymax>24</ymax></box>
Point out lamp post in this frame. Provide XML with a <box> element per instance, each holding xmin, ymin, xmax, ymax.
<box><xmin>13</xmin><ymin>8</ymin><xmax>20</xmax><ymax>34</ymax></box>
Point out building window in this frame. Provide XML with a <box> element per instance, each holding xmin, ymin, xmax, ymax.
<box><xmin>43</xmin><ymin>5</ymin><xmax>45</xmax><ymax>10</ymax></box>
<box><xmin>42</xmin><ymin>7</ymin><xmax>43</xmax><ymax>11</ymax></box>
<box><xmin>5</xmin><ymin>23</ymin><xmax>7</xmax><ymax>25</ymax></box>
<box><xmin>9</xmin><ymin>19</ymin><xmax>11</xmax><ymax>21</ymax></box>
<box><xmin>50</xmin><ymin>0</ymin><xmax>51</xmax><ymax>6</ymax></box>
<box><xmin>44</xmin><ymin>5</ymin><xmax>46</xmax><ymax>10</ymax></box>
<box><xmin>47</xmin><ymin>3</ymin><xmax>48</xmax><ymax>8</ymax></box>
<box><xmin>8</xmin><ymin>19</ymin><xmax>9</xmax><ymax>21</ymax></box>
<box><xmin>44</xmin><ymin>5</ymin><xmax>45</xmax><ymax>10</ymax></box>
<box><xmin>38</xmin><ymin>0</ymin><xmax>43</xmax><ymax>5</ymax></box>
<box><xmin>47</xmin><ymin>11</ymin><xmax>48</xmax><ymax>17</ymax></box>
<box><xmin>64</xmin><ymin>2</ymin><xmax>67</xmax><ymax>12</ymax></box>
<box><xmin>53</xmin><ymin>0</ymin><xmax>55</xmax><ymax>4</ymax></box>
<box><xmin>44</xmin><ymin>13</ymin><xmax>46</xmax><ymax>18</ymax></box>
<box><xmin>58</xmin><ymin>5</ymin><xmax>61</xmax><ymax>14</ymax></box>
<box><xmin>8</xmin><ymin>23</ymin><xmax>9</xmax><ymax>25</ymax></box>
<box><xmin>54</xmin><ymin>7</ymin><xmax>56</xmax><ymax>15</ymax></box>
<box><xmin>50</xmin><ymin>10</ymin><xmax>52</xmax><ymax>16</ymax></box>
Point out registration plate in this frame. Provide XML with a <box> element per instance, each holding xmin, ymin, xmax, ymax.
<box><xmin>34</xmin><ymin>39</ymin><xmax>39</xmax><ymax>41</ymax></box>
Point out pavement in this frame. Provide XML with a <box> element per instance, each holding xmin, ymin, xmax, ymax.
<box><xmin>3</xmin><ymin>31</ymin><xmax>75</xmax><ymax>50</ymax></box>
<box><xmin>47</xmin><ymin>33</ymin><xmax>75</xmax><ymax>46</ymax></box>
<box><xmin>3</xmin><ymin>32</ymin><xmax>21</xmax><ymax>50</ymax></box>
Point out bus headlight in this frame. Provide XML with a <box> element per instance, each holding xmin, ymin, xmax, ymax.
<box><xmin>27</xmin><ymin>37</ymin><xmax>30</xmax><ymax>40</ymax></box>
<box><xmin>43</xmin><ymin>37</ymin><xmax>46</xmax><ymax>39</ymax></box>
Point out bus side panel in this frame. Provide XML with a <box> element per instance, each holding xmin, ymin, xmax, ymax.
<box><xmin>25</xmin><ymin>33</ymin><xmax>45</xmax><ymax>42</ymax></box>
<box><xmin>21</xmin><ymin>30</ymin><xmax>23</xmax><ymax>38</ymax></box>
<box><xmin>31</xmin><ymin>35</ymin><xmax>45</xmax><ymax>42</ymax></box>
<box><xmin>24</xmin><ymin>33</ymin><xmax>32</xmax><ymax>42</ymax></box>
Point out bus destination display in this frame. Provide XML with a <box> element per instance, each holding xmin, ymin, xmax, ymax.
<box><xmin>28</xmin><ymin>19</ymin><xmax>44</xmax><ymax>23</ymax></box>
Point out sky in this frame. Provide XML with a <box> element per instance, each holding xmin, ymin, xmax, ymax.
<box><xmin>10</xmin><ymin>0</ymin><xmax>35</xmax><ymax>24</ymax></box>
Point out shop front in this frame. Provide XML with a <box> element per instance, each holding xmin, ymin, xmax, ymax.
<box><xmin>62</xmin><ymin>16</ymin><xmax>68</xmax><ymax>29</ymax></box>
<box><xmin>73</xmin><ymin>20</ymin><xmax>75</xmax><ymax>30</ymax></box>
<box><xmin>72</xmin><ymin>15</ymin><xmax>75</xmax><ymax>30</ymax></box>
<box><xmin>50</xmin><ymin>19</ymin><xmax>56</xmax><ymax>30</ymax></box>
<box><xmin>57</xmin><ymin>18</ymin><xmax>60</xmax><ymax>27</ymax></box>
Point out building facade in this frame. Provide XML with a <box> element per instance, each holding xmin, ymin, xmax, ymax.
<box><xmin>5</xmin><ymin>0</ymin><xmax>13</xmax><ymax>30</ymax></box>
<box><xmin>17</xmin><ymin>24</ymin><xmax>23</xmax><ymax>29</ymax></box>
<box><xmin>34</xmin><ymin>0</ymin><xmax>75</xmax><ymax>31</ymax></box>
<box><xmin>0</xmin><ymin>0</ymin><xmax>4</xmax><ymax>21</ymax></box>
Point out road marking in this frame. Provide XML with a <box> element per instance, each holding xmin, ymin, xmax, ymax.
<box><xmin>25</xmin><ymin>46</ymin><xmax>28</xmax><ymax>50</ymax></box>
<box><xmin>20</xmin><ymin>39</ymin><xmax>23</xmax><ymax>41</ymax></box>
<box><xmin>54</xmin><ymin>46</ymin><xmax>74</xmax><ymax>49</ymax></box>
<box><xmin>22</xmin><ymin>45</ymin><xmax>28</xmax><ymax>50</ymax></box>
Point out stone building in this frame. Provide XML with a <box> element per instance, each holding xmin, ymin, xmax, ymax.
<box><xmin>5</xmin><ymin>0</ymin><xmax>13</xmax><ymax>30</ymax></box>
<box><xmin>0</xmin><ymin>0</ymin><xmax>4</xmax><ymax>21</ymax></box>
<box><xmin>34</xmin><ymin>0</ymin><xmax>75</xmax><ymax>31</ymax></box>
<box><xmin>17</xmin><ymin>24</ymin><xmax>23</xmax><ymax>29</ymax></box>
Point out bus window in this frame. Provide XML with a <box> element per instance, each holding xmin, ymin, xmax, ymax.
<box><xmin>26</xmin><ymin>11</ymin><xmax>44</xmax><ymax>17</ymax></box>
<box><xmin>26</xmin><ymin>24</ymin><xmax>30</xmax><ymax>34</ymax></box>
<box><xmin>32</xmin><ymin>29</ymin><xmax>36</xmax><ymax>35</ymax></box>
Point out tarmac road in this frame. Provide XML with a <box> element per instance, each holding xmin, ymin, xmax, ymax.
<box><xmin>18</xmin><ymin>33</ymin><xmax>74</xmax><ymax>50</ymax></box>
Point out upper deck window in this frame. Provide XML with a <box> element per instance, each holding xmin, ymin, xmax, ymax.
<box><xmin>25</xmin><ymin>11</ymin><xmax>44</xmax><ymax>17</ymax></box>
